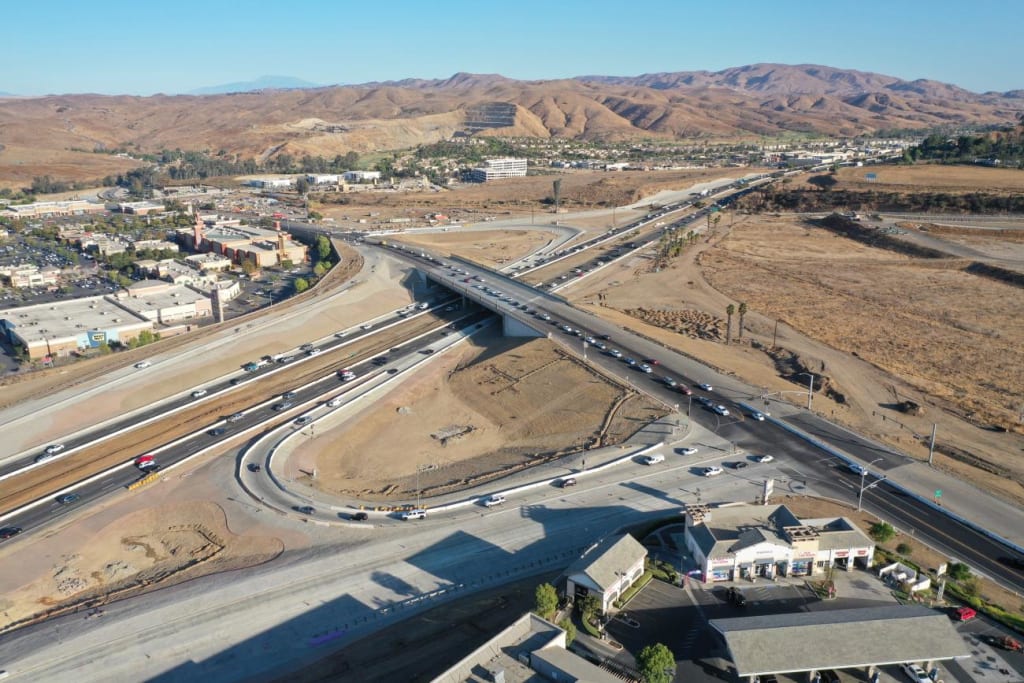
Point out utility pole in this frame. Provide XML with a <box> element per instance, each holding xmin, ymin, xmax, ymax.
<box><xmin>927</xmin><ymin>424</ymin><xmax>937</xmax><ymax>466</ymax></box>
<box><xmin>772</xmin><ymin>320</ymin><xmax>779</xmax><ymax>349</ymax></box>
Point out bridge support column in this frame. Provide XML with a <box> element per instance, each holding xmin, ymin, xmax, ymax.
<box><xmin>502</xmin><ymin>315</ymin><xmax>544</xmax><ymax>338</ymax></box>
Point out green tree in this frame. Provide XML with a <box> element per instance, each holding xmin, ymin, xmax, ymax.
<box><xmin>137</xmin><ymin>329</ymin><xmax>156</xmax><ymax>346</ymax></box>
<box><xmin>313</xmin><ymin>262</ymin><xmax>327</xmax><ymax>278</ymax></box>
<box><xmin>280</xmin><ymin>259</ymin><xmax>294</xmax><ymax>271</ymax></box>
<box><xmin>295</xmin><ymin>177</ymin><xmax>309</xmax><ymax>196</ymax></box>
<box><xmin>316</xmin><ymin>235</ymin><xmax>332</xmax><ymax>261</ymax></box>
<box><xmin>948</xmin><ymin>562</ymin><xmax>971</xmax><ymax>581</ymax></box>
<box><xmin>737</xmin><ymin>302</ymin><xmax>747</xmax><ymax>339</ymax></box>
<box><xmin>725</xmin><ymin>303</ymin><xmax>735</xmax><ymax>344</ymax></box>
<box><xmin>534</xmin><ymin>583</ymin><xmax>558</xmax><ymax>620</ymax></box>
<box><xmin>579</xmin><ymin>594</ymin><xmax>601</xmax><ymax>620</ymax></box>
<box><xmin>869</xmin><ymin>521</ymin><xmax>896</xmax><ymax>543</ymax></box>
<box><xmin>294</xmin><ymin>277</ymin><xmax>309</xmax><ymax>293</ymax></box>
<box><xmin>637</xmin><ymin>643</ymin><xmax>675</xmax><ymax>683</ymax></box>
<box><xmin>896</xmin><ymin>542</ymin><xmax>913</xmax><ymax>556</ymax></box>
<box><xmin>558</xmin><ymin>618</ymin><xmax>576</xmax><ymax>646</ymax></box>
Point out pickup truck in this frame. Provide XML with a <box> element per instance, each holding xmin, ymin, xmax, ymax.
<box><xmin>483</xmin><ymin>494</ymin><xmax>506</xmax><ymax>507</ymax></box>
<box><xmin>243</xmin><ymin>359</ymin><xmax>270</xmax><ymax>372</ymax></box>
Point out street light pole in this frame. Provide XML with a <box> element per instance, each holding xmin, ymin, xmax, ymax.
<box><xmin>799</xmin><ymin>372</ymin><xmax>815</xmax><ymax>410</ymax></box>
<box><xmin>857</xmin><ymin>458</ymin><xmax>885</xmax><ymax>511</ymax></box>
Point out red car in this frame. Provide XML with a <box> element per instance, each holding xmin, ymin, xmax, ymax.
<box><xmin>953</xmin><ymin>606</ymin><xmax>976</xmax><ymax>621</ymax></box>
<box><xmin>677</xmin><ymin>385</ymin><xmax>693</xmax><ymax>396</ymax></box>
<box><xmin>644</xmin><ymin>358</ymin><xmax>660</xmax><ymax>366</ymax></box>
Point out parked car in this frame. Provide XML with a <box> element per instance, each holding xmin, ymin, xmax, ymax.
<box><xmin>483</xmin><ymin>494</ymin><xmax>506</xmax><ymax>507</ymax></box>
<box><xmin>732</xmin><ymin>461</ymin><xmax>749</xmax><ymax>469</ymax></box>
<box><xmin>901</xmin><ymin>664</ymin><xmax>930</xmax><ymax>683</ymax></box>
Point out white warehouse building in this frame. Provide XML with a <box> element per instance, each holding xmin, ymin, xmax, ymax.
<box><xmin>469</xmin><ymin>157</ymin><xmax>527</xmax><ymax>182</ymax></box>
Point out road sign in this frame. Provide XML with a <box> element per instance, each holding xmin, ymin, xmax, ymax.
<box><xmin>935</xmin><ymin>490</ymin><xmax>942</xmax><ymax>498</ymax></box>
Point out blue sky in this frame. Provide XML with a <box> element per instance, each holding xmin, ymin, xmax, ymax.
<box><xmin>3</xmin><ymin>0</ymin><xmax>1020</xmax><ymax>95</ymax></box>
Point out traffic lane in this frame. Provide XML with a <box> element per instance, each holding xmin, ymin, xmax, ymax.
<box><xmin>782</xmin><ymin>412</ymin><xmax>907</xmax><ymax>471</ymax></box>
<box><xmin>860</xmin><ymin>479</ymin><xmax>1024</xmax><ymax>591</ymax></box>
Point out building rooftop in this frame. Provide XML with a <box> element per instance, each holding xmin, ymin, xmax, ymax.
<box><xmin>0</xmin><ymin>296</ymin><xmax>149</xmax><ymax>344</ymax></box>
<box><xmin>566</xmin><ymin>533</ymin><xmax>647</xmax><ymax>591</ymax></box>
<box><xmin>711</xmin><ymin>605</ymin><xmax>972</xmax><ymax>676</ymax></box>
<box><xmin>119</xmin><ymin>283</ymin><xmax>209</xmax><ymax>312</ymax></box>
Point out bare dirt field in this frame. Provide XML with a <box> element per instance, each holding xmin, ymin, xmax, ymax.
<box><xmin>292</xmin><ymin>332</ymin><xmax>667</xmax><ymax>501</ymax></box>
<box><xmin>0</xmin><ymin>145</ymin><xmax>143</xmax><ymax>190</ymax></box>
<box><xmin>0</xmin><ymin>498</ymin><xmax>285</xmax><ymax>632</ymax></box>
<box><xmin>564</xmin><ymin>214</ymin><xmax>1024</xmax><ymax>505</ymax></box>
<box><xmin>791</xmin><ymin>164</ymin><xmax>1024</xmax><ymax>194</ymax></box>
<box><xmin>316</xmin><ymin>168</ymin><xmax>741</xmax><ymax>224</ymax></box>
<box><xmin>395</xmin><ymin>229</ymin><xmax>556</xmax><ymax>268</ymax></box>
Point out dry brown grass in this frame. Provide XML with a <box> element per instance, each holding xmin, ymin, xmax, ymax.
<box><xmin>396</xmin><ymin>229</ymin><xmax>555</xmax><ymax>268</ymax></box>
<box><xmin>701</xmin><ymin>217</ymin><xmax>1024</xmax><ymax>431</ymax></box>
<box><xmin>791</xmin><ymin>164</ymin><xmax>1024</xmax><ymax>194</ymax></box>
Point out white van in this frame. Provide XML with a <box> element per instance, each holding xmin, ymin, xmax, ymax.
<box><xmin>642</xmin><ymin>454</ymin><xmax>665</xmax><ymax>465</ymax></box>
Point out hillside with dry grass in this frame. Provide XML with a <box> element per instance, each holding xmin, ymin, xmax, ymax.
<box><xmin>0</xmin><ymin>63</ymin><xmax>1019</xmax><ymax>184</ymax></box>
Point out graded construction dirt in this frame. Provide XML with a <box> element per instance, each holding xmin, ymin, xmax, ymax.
<box><xmin>292</xmin><ymin>332</ymin><xmax>668</xmax><ymax>500</ymax></box>
<box><xmin>396</xmin><ymin>229</ymin><xmax>555</xmax><ymax>268</ymax></box>
<box><xmin>791</xmin><ymin>164</ymin><xmax>1024</xmax><ymax>194</ymax></box>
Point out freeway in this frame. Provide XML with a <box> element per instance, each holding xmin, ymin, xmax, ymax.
<box><xmin>375</xmin><ymin>243</ymin><xmax>1024</xmax><ymax>592</ymax></box>
<box><xmin>0</xmin><ymin>302</ymin><xmax>479</xmax><ymax>535</ymax></box>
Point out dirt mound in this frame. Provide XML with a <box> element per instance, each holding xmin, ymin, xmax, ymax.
<box><xmin>621</xmin><ymin>307</ymin><xmax>725</xmax><ymax>341</ymax></box>
<box><xmin>766</xmin><ymin>346</ymin><xmax>846</xmax><ymax>404</ymax></box>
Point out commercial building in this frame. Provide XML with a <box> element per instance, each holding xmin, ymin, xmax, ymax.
<box><xmin>117</xmin><ymin>201</ymin><xmax>166</xmax><ymax>215</ymax></box>
<box><xmin>683</xmin><ymin>503</ymin><xmax>875</xmax><ymax>582</ymax></box>
<box><xmin>0</xmin><ymin>264</ymin><xmax>60</xmax><ymax>289</ymax></box>
<box><xmin>342</xmin><ymin>170</ymin><xmax>381</xmax><ymax>183</ymax></box>
<box><xmin>246</xmin><ymin>177</ymin><xmax>295</xmax><ymax>189</ymax></box>
<box><xmin>185</xmin><ymin>252</ymin><xmax>232</xmax><ymax>272</ymax></box>
<box><xmin>115</xmin><ymin>280</ymin><xmax>212</xmax><ymax>325</ymax></box>
<box><xmin>469</xmin><ymin>157</ymin><xmax>527</xmax><ymax>182</ymax></box>
<box><xmin>305</xmin><ymin>174</ymin><xmax>340</xmax><ymax>185</ymax></box>
<box><xmin>564</xmin><ymin>533</ymin><xmax>647</xmax><ymax>613</ymax></box>
<box><xmin>0</xmin><ymin>296</ymin><xmax>153</xmax><ymax>360</ymax></box>
<box><xmin>133</xmin><ymin>259</ymin><xmax>219</xmax><ymax>288</ymax></box>
<box><xmin>175</xmin><ymin>213</ymin><xmax>306</xmax><ymax>269</ymax></box>
<box><xmin>130</xmin><ymin>239</ymin><xmax>179</xmax><ymax>253</ymax></box>
<box><xmin>4</xmin><ymin>200</ymin><xmax>106</xmax><ymax>219</ymax></box>
<box><xmin>433</xmin><ymin>613</ymin><xmax>620</xmax><ymax>683</ymax></box>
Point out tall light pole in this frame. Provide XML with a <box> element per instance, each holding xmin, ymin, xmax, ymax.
<box><xmin>799</xmin><ymin>372</ymin><xmax>815</xmax><ymax>410</ymax></box>
<box><xmin>857</xmin><ymin>458</ymin><xmax>885</xmax><ymax>511</ymax></box>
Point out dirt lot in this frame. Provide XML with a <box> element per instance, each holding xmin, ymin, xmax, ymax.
<box><xmin>564</xmin><ymin>214</ymin><xmax>1024</xmax><ymax>505</ymax></box>
<box><xmin>790</xmin><ymin>164</ymin><xmax>1024</xmax><ymax>194</ymax></box>
<box><xmin>291</xmin><ymin>333</ymin><xmax>667</xmax><ymax>501</ymax></box>
<box><xmin>316</xmin><ymin>168</ymin><xmax>738</xmax><ymax>224</ymax></box>
<box><xmin>395</xmin><ymin>229</ymin><xmax>556</xmax><ymax>268</ymax></box>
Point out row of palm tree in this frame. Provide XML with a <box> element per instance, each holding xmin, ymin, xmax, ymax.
<box><xmin>725</xmin><ymin>302</ymin><xmax>748</xmax><ymax>344</ymax></box>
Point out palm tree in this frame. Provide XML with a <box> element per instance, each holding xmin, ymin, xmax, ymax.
<box><xmin>738</xmin><ymin>302</ymin><xmax>748</xmax><ymax>339</ymax></box>
<box><xmin>725</xmin><ymin>304</ymin><xmax>735</xmax><ymax>344</ymax></box>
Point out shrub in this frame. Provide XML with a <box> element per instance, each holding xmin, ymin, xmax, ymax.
<box><xmin>948</xmin><ymin>562</ymin><xmax>971</xmax><ymax>581</ymax></box>
<box><xmin>896</xmin><ymin>542</ymin><xmax>913</xmax><ymax>556</ymax></box>
<box><xmin>869</xmin><ymin>522</ymin><xmax>896</xmax><ymax>543</ymax></box>
<box><xmin>534</xmin><ymin>583</ymin><xmax>558</xmax><ymax>620</ymax></box>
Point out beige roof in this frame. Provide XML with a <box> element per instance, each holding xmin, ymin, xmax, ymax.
<box><xmin>566</xmin><ymin>534</ymin><xmax>647</xmax><ymax>591</ymax></box>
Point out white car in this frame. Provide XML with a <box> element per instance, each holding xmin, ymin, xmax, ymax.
<box><xmin>749</xmin><ymin>410</ymin><xmax>766</xmax><ymax>421</ymax></box>
<box><xmin>44</xmin><ymin>443</ymin><xmax>66</xmax><ymax>455</ymax></box>
<box><xmin>326</xmin><ymin>397</ymin><xmax>342</xmax><ymax>408</ymax></box>
<box><xmin>703</xmin><ymin>466</ymin><xmax>723</xmax><ymax>477</ymax></box>
<box><xmin>483</xmin><ymin>494</ymin><xmax>506</xmax><ymax>507</ymax></box>
<box><xmin>639</xmin><ymin>364</ymin><xmax>653</xmax><ymax>374</ymax></box>
<box><xmin>848</xmin><ymin>463</ymin><xmax>867</xmax><ymax>476</ymax></box>
<box><xmin>697</xmin><ymin>383</ymin><xmax>713</xmax><ymax>391</ymax></box>
<box><xmin>306</xmin><ymin>348</ymin><xmax>322</xmax><ymax>356</ymax></box>
<box><xmin>902</xmin><ymin>664</ymin><xmax>930</xmax><ymax>683</ymax></box>
<box><xmin>401</xmin><ymin>509</ymin><xmax>427</xmax><ymax>521</ymax></box>
<box><xmin>713</xmin><ymin>405</ymin><xmax>730</xmax><ymax>416</ymax></box>
<box><xmin>360</xmin><ymin>323</ymin><xmax>373</xmax><ymax>330</ymax></box>
<box><xmin>678</xmin><ymin>447</ymin><xmax>698</xmax><ymax>456</ymax></box>
<box><xmin>134</xmin><ymin>361</ymin><xmax>151</xmax><ymax>369</ymax></box>
<box><xmin>642</xmin><ymin>454</ymin><xmax>665</xmax><ymax>465</ymax></box>
<box><xmin>191</xmin><ymin>389</ymin><xmax>208</xmax><ymax>399</ymax></box>
<box><xmin>755</xmin><ymin>454</ymin><xmax>774</xmax><ymax>464</ymax></box>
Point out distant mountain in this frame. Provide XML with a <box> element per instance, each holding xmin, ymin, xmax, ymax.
<box><xmin>0</xmin><ymin>91</ymin><xmax>16</xmax><ymax>97</ymax></box>
<box><xmin>188</xmin><ymin>75</ymin><xmax>324</xmax><ymax>95</ymax></box>
<box><xmin>0</xmin><ymin>63</ymin><xmax>1020</xmax><ymax>185</ymax></box>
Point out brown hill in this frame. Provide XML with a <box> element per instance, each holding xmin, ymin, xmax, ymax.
<box><xmin>0</xmin><ymin>63</ymin><xmax>1019</xmax><ymax>185</ymax></box>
